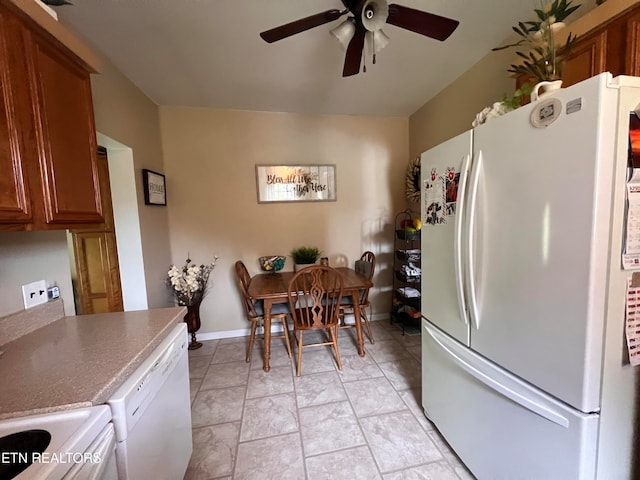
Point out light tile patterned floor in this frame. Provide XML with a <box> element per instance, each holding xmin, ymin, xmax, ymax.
<box><xmin>184</xmin><ymin>320</ymin><xmax>476</xmax><ymax>480</ymax></box>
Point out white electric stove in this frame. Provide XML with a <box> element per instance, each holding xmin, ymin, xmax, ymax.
<box><xmin>0</xmin><ymin>405</ymin><xmax>116</xmax><ymax>479</ymax></box>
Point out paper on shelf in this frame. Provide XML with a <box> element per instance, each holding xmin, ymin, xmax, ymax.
<box><xmin>397</xmin><ymin>287</ymin><xmax>420</xmax><ymax>298</ymax></box>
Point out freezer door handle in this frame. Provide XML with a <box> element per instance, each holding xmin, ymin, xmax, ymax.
<box><xmin>454</xmin><ymin>153</ymin><xmax>471</xmax><ymax>325</ymax></box>
<box><xmin>466</xmin><ymin>150</ymin><xmax>482</xmax><ymax>330</ymax></box>
<box><xmin>425</xmin><ymin>322</ymin><xmax>570</xmax><ymax>428</ymax></box>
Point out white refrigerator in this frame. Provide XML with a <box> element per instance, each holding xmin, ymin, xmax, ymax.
<box><xmin>420</xmin><ymin>72</ymin><xmax>640</xmax><ymax>480</ymax></box>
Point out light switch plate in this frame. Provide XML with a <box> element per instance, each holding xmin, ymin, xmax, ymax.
<box><xmin>22</xmin><ymin>280</ymin><xmax>48</xmax><ymax>309</ymax></box>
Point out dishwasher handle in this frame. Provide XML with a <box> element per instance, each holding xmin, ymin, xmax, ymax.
<box><xmin>151</xmin><ymin>341</ymin><xmax>176</xmax><ymax>372</ymax></box>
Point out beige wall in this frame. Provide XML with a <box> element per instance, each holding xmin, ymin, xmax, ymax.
<box><xmin>410</xmin><ymin>48</ymin><xmax>516</xmax><ymax>158</ymax></box>
<box><xmin>159</xmin><ymin>107</ymin><xmax>409</xmax><ymax>334</ymax></box>
<box><xmin>0</xmin><ymin>231</ymin><xmax>75</xmax><ymax>316</ymax></box>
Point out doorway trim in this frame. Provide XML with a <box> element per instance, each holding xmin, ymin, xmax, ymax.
<box><xmin>96</xmin><ymin>133</ymin><xmax>148</xmax><ymax>311</ymax></box>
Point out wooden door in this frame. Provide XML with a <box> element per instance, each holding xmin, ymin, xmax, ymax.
<box><xmin>70</xmin><ymin>150</ymin><xmax>123</xmax><ymax>314</ymax></box>
<box><xmin>71</xmin><ymin>231</ymin><xmax>123</xmax><ymax>313</ymax></box>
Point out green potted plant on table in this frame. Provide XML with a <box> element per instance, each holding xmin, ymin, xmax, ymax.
<box><xmin>291</xmin><ymin>246</ymin><xmax>321</xmax><ymax>272</ymax></box>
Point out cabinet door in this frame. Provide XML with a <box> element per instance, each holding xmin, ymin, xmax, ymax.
<box><xmin>0</xmin><ymin>9</ymin><xmax>31</xmax><ymax>224</ymax></box>
<box><xmin>25</xmin><ymin>28</ymin><xmax>103</xmax><ymax>225</ymax></box>
<box><xmin>625</xmin><ymin>9</ymin><xmax>640</xmax><ymax>76</ymax></box>
<box><xmin>562</xmin><ymin>30</ymin><xmax>606</xmax><ymax>88</ymax></box>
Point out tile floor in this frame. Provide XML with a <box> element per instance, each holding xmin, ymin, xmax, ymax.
<box><xmin>184</xmin><ymin>320</ymin><xmax>476</xmax><ymax>480</ymax></box>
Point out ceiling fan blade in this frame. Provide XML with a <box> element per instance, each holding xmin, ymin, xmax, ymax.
<box><xmin>387</xmin><ymin>4</ymin><xmax>459</xmax><ymax>41</ymax></box>
<box><xmin>342</xmin><ymin>25</ymin><xmax>366</xmax><ymax>77</ymax></box>
<box><xmin>260</xmin><ymin>9</ymin><xmax>344</xmax><ymax>43</ymax></box>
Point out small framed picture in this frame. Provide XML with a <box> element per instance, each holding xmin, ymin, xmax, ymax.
<box><xmin>142</xmin><ymin>169</ymin><xmax>167</xmax><ymax>206</ymax></box>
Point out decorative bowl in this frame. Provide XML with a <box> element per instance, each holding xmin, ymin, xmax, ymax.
<box><xmin>259</xmin><ymin>256</ymin><xmax>286</xmax><ymax>272</ymax></box>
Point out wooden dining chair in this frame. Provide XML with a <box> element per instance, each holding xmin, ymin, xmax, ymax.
<box><xmin>339</xmin><ymin>251</ymin><xmax>376</xmax><ymax>344</ymax></box>
<box><xmin>287</xmin><ymin>265</ymin><xmax>344</xmax><ymax>376</ymax></box>
<box><xmin>234</xmin><ymin>261</ymin><xmax>292</xmax><ymax>363</ymax></box>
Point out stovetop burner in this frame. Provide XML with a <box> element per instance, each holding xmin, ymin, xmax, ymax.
<box><xmin>0</xmin><ymin>429</ymin><xmax>51</xmax><ymax>479</ymax></box>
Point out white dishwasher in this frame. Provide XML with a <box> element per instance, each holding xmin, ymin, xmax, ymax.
<box><xmin>107</xmin><ymin>323</ymin><xmax>192</xmax><ymax>480</ymax></box>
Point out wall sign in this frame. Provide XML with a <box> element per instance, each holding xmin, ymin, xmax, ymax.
<box><xmin>255</xmin><ymin>165</ymin><xmax>337</xmax><ymax>203</ymax></box>
<box><xmin>143</xmin><ymin>169</ymin><xmax>167</xmax><ymax>206</ymax></box>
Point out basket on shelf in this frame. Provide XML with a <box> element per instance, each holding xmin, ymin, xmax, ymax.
<box><xmin>395</xmin><ymin>249</ymin><xmax>421</xmax><ymax>263</ymax></box>
<box><xmin>395</xmin><ymin>271</ymin><xmax>421</xmax><ymax>283</ymax></box>
<box><xmin>395</xmin><ymin>229</ymin><xmax>421</xmax><ymax>241</ymax></box>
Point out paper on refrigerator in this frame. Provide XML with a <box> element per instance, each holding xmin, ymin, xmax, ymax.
<box><xmin>625</xmin><ymin>276</ymin><xmax>640</xmax><ymax>366</ymax></box>
<box><xmin>623</xmin><ymin>169</ymin><xmax>640</xmax><ymax>269</ymax></box>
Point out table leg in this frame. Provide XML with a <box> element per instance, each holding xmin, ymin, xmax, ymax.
<box><xmin>263</xmin><ymin>299</ymin><xmax>272</xmax><ymax>372</ymax></box>
<box><xmin>352</xmin><ymin>292</ymin><xmax>365</xmax><ymax>356</ymax></box>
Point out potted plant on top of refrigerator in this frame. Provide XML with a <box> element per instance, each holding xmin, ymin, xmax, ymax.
<box><xmin>492</xmin><ymin>0</ymin><xmax>580</xmax><ymax>97</ymax></box>
<box><xmin>473</xmin><ymin>1</ymin><xmax>581</xmax><ymax>127</ymax></box>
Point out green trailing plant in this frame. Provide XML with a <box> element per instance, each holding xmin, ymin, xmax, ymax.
<box><xmin>501</xmin><ymin>83</ymin><xmax>533</xmax><ymax>110</ymax></box>
<box><xmin>290</xmin><ymin>246</ymin><xmax>321</xmax><ymax>264</ymax></box>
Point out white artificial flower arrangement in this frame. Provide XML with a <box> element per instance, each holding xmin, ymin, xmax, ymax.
<box><xmin>471</xmin><ymin>83</ymin><xmax>532</xmax><ymax>127</ymax></box>
<box><xmin>472</xmin><ymin>102</ymin><xmax>513</xmax><ymax>127</ymax></box>
<box><xmin>167</xmin><ymin>256</ymin><xmax>218</xmax><ymax>306</ymax></box>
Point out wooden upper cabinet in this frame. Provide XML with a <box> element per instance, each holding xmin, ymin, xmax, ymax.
<box><xmin>562</xmin><ymin>30</ymin><xmax>607</xmax><ymax>88</ymax></box>
<box><xmin>25</xmin><ymin>27</ymin><xmax>102</xmax><ymax>226</ymax></box>
<box><xmin>0</xmin><ymin>8</ymin><xmax>31</xmax><ymax>225</ymax></box>
<box><xmin>625</xmin><ymin>9</ymin><xmax>640</xmax><ymax>76</ymax></box>
<box><xmin>561</xmin><ymin>5</ymin><xmax>640</xmax><ymax>86</ymax></box>
<box><xmin>517</xmin><ymin>5</ymin><xmax>640</xmax><ymax>94</ymax></box>
<box><xmin>0</xmin><ymin>2</ymin><xmax>103</xmax><ymax>230</ymax></box>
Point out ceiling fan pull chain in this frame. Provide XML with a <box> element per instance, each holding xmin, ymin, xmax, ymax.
<box><xmin>372</xmin><ymin>35</ymin><xmax>377</xmax><ymax>65</ymax></box>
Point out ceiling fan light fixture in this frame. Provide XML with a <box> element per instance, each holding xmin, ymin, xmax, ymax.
<box><xmin>361</xmin><ymin>0</ymin><xmax>389</xmax><ymax>32</ymax></box>
<box><xmin>366</xmin><ymin>29</ymin><xmax>390</xmax><ymax>54</ymax></box>
<box><xmin>330</xmin><ymin>18</ymin><xmax>356</xmax><ymax>49</ymax></box>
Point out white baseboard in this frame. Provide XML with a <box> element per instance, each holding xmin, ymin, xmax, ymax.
<box><xmin>195</xmin><ymin>312</ymin><xmax>391</xmax><ymax>341</ymax></box>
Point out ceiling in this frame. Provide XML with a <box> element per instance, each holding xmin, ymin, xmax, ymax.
<box><xmin>54</xmin><ymin>0</ymin><xmax>592</xmax><ymax>117</ymax></box>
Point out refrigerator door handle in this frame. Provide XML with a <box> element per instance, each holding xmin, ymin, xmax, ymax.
<box><xmin>423</xmin><ymin>322</ymin><xmax>569</xmax><ymax>428</ymax></box>
<box><xmin>466</xmin><ymin>150</ymin><xmax>482</xmax><ymax>330</ymax></box>
<box><xmin>425</xmin><ymin>322</ymin><xmax>570</xmax><ymax>428</ymax></box>
<box><xmin>454</xmin><ymin>153</ymin><xmax>472</xmax><ymax>325</ymax></box>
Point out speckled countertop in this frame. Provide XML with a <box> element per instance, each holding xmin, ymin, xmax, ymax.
<box><xmin>0</xmin><ymin>307</ymin><xmax>185</xmax><ymax>420</ymax></box>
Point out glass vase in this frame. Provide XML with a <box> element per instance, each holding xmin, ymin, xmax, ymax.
<box><xmin>184</xmin><ymin>301</ymin><xmax>203</xmax><ymax>350</ymax></box>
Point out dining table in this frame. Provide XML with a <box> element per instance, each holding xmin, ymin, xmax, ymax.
<box><xmin>247</xmin><ymin>267</ymin><xmax>373</xmax><ymax>372</ymax></box>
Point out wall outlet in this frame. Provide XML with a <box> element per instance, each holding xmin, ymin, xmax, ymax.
<box><xmin>22</xmin><ymin>280</ymin><xmax>48</xmax><ymax>309</ymax></box>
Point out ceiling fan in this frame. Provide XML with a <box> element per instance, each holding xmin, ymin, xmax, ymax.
<box><xmin>259</xmin><ymin>0</ymin><xmax>459</xmax><ymax>77</ymax></box>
